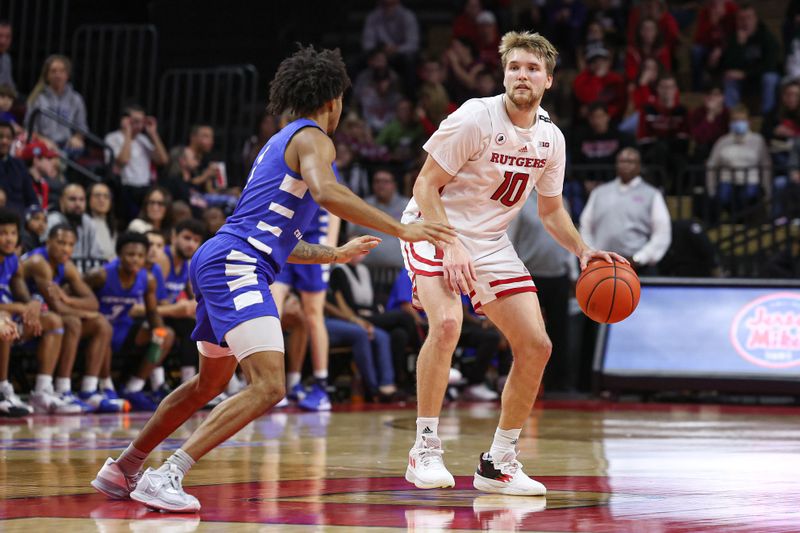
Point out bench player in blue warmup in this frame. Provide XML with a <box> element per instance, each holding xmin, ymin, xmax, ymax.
<box><xmin>92</xmin><ymin>45</ymin><xmax>456</xmax><ymax>512</ymax></box>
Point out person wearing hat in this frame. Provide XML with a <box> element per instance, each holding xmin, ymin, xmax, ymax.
<box><xmin>573</xmin><ymin>46</ymin><xmax>627</xmax><ymax>120</ymax></box>
<box><xmin>0</xmin><ymin>120</ymin><xmax>39</xmax><ymax>217</ymax></box>
<box><xmin>20</xmin><ymin>140</ymin><xmax>59</xmax><ymax>210</ymax></box>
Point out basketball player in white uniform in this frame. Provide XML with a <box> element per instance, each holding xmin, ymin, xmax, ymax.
<box><xmin>401</xmin><ymin>31</ymin><xmax>626</xmax><ymax>495</ymax></box>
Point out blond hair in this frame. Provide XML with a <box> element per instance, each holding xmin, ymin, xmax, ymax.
<box><xmin>27</xmin><ymin>54</ymin><xmax>72</xmax><ymax>108</ymax></box>
<box><xmin>498</xmin><ymin>31</ymin><xmax>558</xmax><ymax>75</ymax></box>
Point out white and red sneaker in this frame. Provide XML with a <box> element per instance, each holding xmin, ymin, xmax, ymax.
<box><xmin>405</xmin><ymin>436</ymin><xmax>455</xmax><ymax>489</ymax></box>
<box><xmin>473</xmin><ymin>450</ymin><xmax>546</xmax><ymax>496</ymax></box>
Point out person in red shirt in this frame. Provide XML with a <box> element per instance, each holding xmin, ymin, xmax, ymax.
<box><xmin>573</xmin><ymin>47</ymin><xmax>626</xmax><ymax>120</ymax></box>
<box><xmin>688</xmin><ymin>85</ymin><xmax>729</xmax><ymax>163</ymax></box>
<box><xmin>637</xmin><ymin>74</ymin><xmax>689</xmax><ymax>191</ymax></box>
<box><xmin>625</xmin><ymin>17</ymin><xmax>672</xmax><ymax>81</ymax></box>
<box><xmin>626</xmin><ymin>0</ymin><xmax>679</xmax><ymax>54</ymax></box>
<box><xmin>691</xmin><ymin>0</ymin><xmax>738</xmax><ymax>90</ymax></box>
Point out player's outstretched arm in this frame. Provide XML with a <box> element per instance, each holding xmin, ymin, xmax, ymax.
<box><xmin>287</xmin><ymin>235</ymin><xmax>381</xmax><ymax>265</ymax></box>
<box><xmin>292</xmin><ymin>128</ymin><xmax>456</xmax><ymax>246</ymax></box>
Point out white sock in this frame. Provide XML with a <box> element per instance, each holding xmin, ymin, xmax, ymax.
<box><xmin>35</xmin><ymin>374</ymin><xmax>53</xmax><ymax>393</ymax></box>
<box><xmin>150</xmin><ymin>367</ymin><xmax>165</xmax><ymax>390</ymax></box>
<box><xmin>100</xmin><ymin>377</ymin><xmax>115</xmax><ymax>391</ymax></box>
<box><xmin>180</xmin><ymin>366</ymin><xmax>196</xmax><ymax>383</ymax></box>
<box><xmin>287</xmin><ymin>372</ymin><xmax>301</xmax><ymax>389</ymax></box>
<box><xmin>55</xmin><ymin>377</ymin><xmax>72</xmax><ymax>394</ymax></box>
<box><xmin>81</xmin><ymin>375</ymin><xmax>99</xmax><ymax>393</ymax></box>
<box><xmin>415</xmin><ymin>417</ymin><xmax>439</xmax><ymax>447</ymax></box>
<box><xmin>118</xmin><ymin>443</ymin><xmax>148</xmax><ymax>476</ymax></box>
<box><xmin>165</xmin><ymin>448</ymin><xmax>196</xmax><ymax>478</ymax></box>
<box><xmin>313</xmin><ymin>369</ymin><xmax>328</xmax><ymax>380</ymax></box>
<box><xmin>0</xmin><ymin>379</ymin><xmax>10</xmax><ymax>389</ymax></box>
<box><xmin>126</xmin><ymin>377</ymin><xmax>146</xmax><ymax>392</ymax></box>
<box><xmin>489</xmin><ymin>427</ymin><xmax>521</xmax><ymax>459</ymax></box>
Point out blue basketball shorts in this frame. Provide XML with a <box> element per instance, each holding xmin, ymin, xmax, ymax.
<box><xmin>272</xmin><ymin>262</ymin><xmax>330</xmax><ymax>293</ymax></box>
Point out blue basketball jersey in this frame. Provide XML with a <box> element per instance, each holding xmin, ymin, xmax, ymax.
<box><xmin>96</xmin><ymin>259</ymin><xmax>148</xmax><ymax>350</ymax></box>
<box><xmin>25</xmin><ymin>246</ymin><xmax>65</xmax><ymax>301</ymax></box>
<box><xmin>164</xmin><ymin>245</ymin><xmax>188</xmax><ymax>303</ymax></box>
<box><xmin>217</xmin><ymin>118</ymin><xmax>325</xmax><ymax>273</ymax></box>
<box><xmin>0</xmin><ymin>253</ymin><xmax>19</xmax><ymax>304</ymax></box>
<box><xmin>151</xmin><ymin>263</ymin><xmax>168</xmax><ymax>302</ymax></box>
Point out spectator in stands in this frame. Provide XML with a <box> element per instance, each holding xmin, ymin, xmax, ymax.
<box><xmin>637</xmin><ymin>74</ymin><xmax>689</xmax><ymax>190</ymax></box>
<box><xmin>87</xmin><ymin>182</ymin><xmax>116</xmax><ymax>261</ymax></box>
<box><xmin>658</xmin><ymin>219</ymin><xmax>722</xmax><ymax>277</ymax></box>
<box><xmin>328</xmin><ymin>255</ymin><xmax>412</xmax><ymax>399</ymax></box>
<box><xmin>417</xmin><ymin>82</ymin><xmax>457</xmax><ymax>136</ymax></box>
<box><xmin>625</xmin><ymin>17</ymin><xmax>671</xmax><ymax>82</ymax></box>
<box><xmin>241</xmin><ymin>113</ymin><xmax>278</xmax><ymax>172</ymax></box>
<box><xmin>689</xmin><ymin>85</ymin><xmax>729</xmax><ymax>163</ymax></box>
<box><xmin>361</xmin><ymin>0</ymin><xmax>419</xmax><ymax>91</ymax></box>
<box><xmin>375</xmin><ymin>98</ymin><xmax>425</xmax><ymax>164</ymax></box>
<box><xmin>24</xmin><ymin>55</ymin><xmax>86</xmax><ymax>151</ymax></box>
<box><xmin>105</xmin><ymin>104</ymin><xmax>169</xmax><ymax>220</ymax></box>
<box><xmin>621</xmin><ymin>56</ymin><xmax>665</xmax><ymax>134</ymax></box>
<box><xmin>784</xmin><ymin>0</ymin><xmax>800</xmax><ymax>81</ymax></box>
<box><xmin>573</xmin><ymin>47</ymin><xmax>626</xmax><ymax>120</ymax></box>
<box><xmin>334</xmin><ymin>140</ymin><xmax>370</xmax><ymax>198</ymax></box>
<box><xmin>762</xmin><ymin>79</ymin><xmax>800</xmax><ymax>164</ymax></box>
<box><xmin>127</xmin><ymin>187</ymin><xmax>173</xmax><ymax>235</ymax></box>
<box><xmin>706</xmin><ymin>104</ymin><xmax>772</xmax><ymax>213</ymax></box>
<box><xmin>19</xmin><ymin>141</ymin><xmax>59</xmax><ymax>210</ymax></box>
<box><xmin>21</xmin><ymin>205</ymin><xmax>46</xmax><ymax>253</ymax></box>
<box><xmin>0</xmin><ymin>84</ymin><xmax>19</xmax><ymax>134</ymax></box>
<box><xmin>0</xmin><ymin>121</ymin><xmax>38</xmax><ymax>217</ymax></box>
<box><xmin>626</xmin><ymin>0</ymin><xmax>679</xmax><ymax>56</ymax></box>
<box><xmin>46</xmin><ymin>183</ymin><xmax>104</xmax><ymax>268</ymax></box>
<box><xmin>346</xmin><ymin>168</ymin><xmax>408</xmax><ymax>269</ymax></box>
<box><xmin>509</xmin><ymin>192</ymin><xmax>576</xmax><ymax>392</ymax></box>
<box><xmin>784</xmin><ymin>137</ymin><xmax>800</xmax><ymax>219</ymax></box>
<box><xmin>171</xmin><ymin>200</ymin><xmax>192</xmax><ymax>226</ymax></box>
<box><xmin>201</xmin><ymin>206</ymin><xmax>225</xmax><ymax>235</ymax></box>
<box><xmin>0</xmin><ymin>21</ymin><xmax>14</xmax><ymax>91</ymax></box>
<box><xmin>691</xmin><ymin>0</ymin><xmax>738</xmax><ymax>90</ymax></box>
<box><xmin>543</xmin><ymin>0</ymin><xmax>588</xmax><ymax>71</ymax></box>
<box><xmin>474</xmin><ymin>69</ymin><xmax>499</xmax><ymax>97</ymax></box>
<box><xmin>586</xmin><ymin>0</ymin><xmax>626</xmax><ymax>50</ymax></box>
<box><xmin>452</xmin><ymin>0</ymin><xmax>483</xmax><ymax>51</ymax></box>
<box><xmin>353</xmin><ymin>47</ymin><xmax>403</xmax><ymax>133</ymax></box>
<box><xmin>24</xmin><ymin>224</ymin><xmax>116</xmax><ymax>413</ymax></box>
<box><xmin>580</xmin><ymin>147</ymin><xmax>672</xmax><ymax>274</ymax></box>
<box><xmin>442</xmin><ymin>37</ymin><xmax>484</xmax><ymax>104</ymax></box>
<box><xmin>576</xmin><ymin>20</ymin><xmax>610</xmax><ymax>72</ymax></box>
<box><xmin>475</xmin><ymin>10</ymin><xmax>501</xmax><ymax>71</ymax></box>
<box><xmin>720</xmin><ymin>3</ymin><xmax>782</xmax><ymax>114</ymax></box>
<box><xmin>336</xmin><ymin>112</ymin><xmax>389</xmax><ymax>163</ymax></box>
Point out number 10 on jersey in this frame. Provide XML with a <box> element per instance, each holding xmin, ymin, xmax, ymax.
<box><xmin>491</xmin><ymin>171</ymin><xmax>529</xmax><ymax>207</ymax></box>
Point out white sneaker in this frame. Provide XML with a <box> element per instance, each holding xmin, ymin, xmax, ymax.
<box><xmin>0</xmin><ymin>382</ymin><xmax>33</xmax><ymax>414</ymax></box>
<box><xmin>91</xmin><ymin>457</ymin><xmax>142</xmax><ymax>499</ymax></box>
<box><xmin>473</xmin><ymin>494</ymin><xmax>547</xmax><ymax>530</ymax></box>
<box><xmin>274</xmin><ymin>396</ymin><xmax>289</xmax><ymax>408</ymax></box>
<box><xmin>463</xmin><ymin>383</ymin><xmax>499</xmax><ymax>401</ymax></box>
<box><xmin>405</xmin><ymin>436</ymin><xmax>455</xmax><ymax>489</ymax></box>
<box><xmin>130</xmin><ymin>463</ymin><xmax>200</xmax><ymax>513</ymax></box>
<box><xmin>473</xmin><ymin>450</ymin><xmax>546</xmax><ymax>496</ymax></box>
<box><xmin>448</xmin><ymin>367</ymin><xmax>465</xmax><ymax>385</ymax></box>
<box><xmin>30</xmin><ymin>389</ymin><xmax>83</xmax><ymax>414</ymax></box>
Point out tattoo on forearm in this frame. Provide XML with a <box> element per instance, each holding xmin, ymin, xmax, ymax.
<box><xmin>290</xmin><ymin>241</ymin><xmax>338</xmax><ymax>264</ymax></box>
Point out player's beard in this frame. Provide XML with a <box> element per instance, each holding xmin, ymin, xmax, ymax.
<box><xmin>507</xmin><ymin>85</ymin><xmax>541</xmax><ymax>111</ymax></box>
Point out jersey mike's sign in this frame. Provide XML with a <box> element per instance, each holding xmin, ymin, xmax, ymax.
<box><xmin>730</xmin><ymin>292</ymin><xmax>800</xmax><ymax>369</ymax></box>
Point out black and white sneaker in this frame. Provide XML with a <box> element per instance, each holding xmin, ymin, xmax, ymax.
<box><xmin>473</xmin><ymin>450</ymin><xmax>546</xmax><ymax>496</ymax></box>
<box><xmin>0</xmin><ymin>392</ymin><xmax>30</xmax><ymax>417</ymax></box>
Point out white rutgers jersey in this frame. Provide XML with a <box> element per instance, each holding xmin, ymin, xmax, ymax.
<box><xmin>402</xmin><ymin>94</ymin><xmax>566</xmax><ymax>240</ymax></box>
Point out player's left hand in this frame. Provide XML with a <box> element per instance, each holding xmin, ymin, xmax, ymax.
<box><xmin>22</xmin><ymin>301</ymin><xmax>42</xmax><ymax>337</ymax></box>
<box><xmin>0</xmin><ymin>312</ymin><xmax>18</xmax><ymax>341</ymax></box>
<box><xmin>335</xmin><ymin>235</ymin><xmax>382</xmax><ymax>263</ymax></box>
<box><xmin>578</xmin><ymin>249</ymin><xmax>629</xmax><ymax>271</ymax></box>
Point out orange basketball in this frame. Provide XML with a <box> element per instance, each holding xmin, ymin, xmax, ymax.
<box><xmin>576</xmin><ymin>258</ymin><xmax>640</xmax><ymax>324</ymax></box>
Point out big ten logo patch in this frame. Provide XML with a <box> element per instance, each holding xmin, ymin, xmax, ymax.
<box><xmin>730</xmin><ymin>292</ymin><xmax>800</xmax><ymax>368</ymax></box>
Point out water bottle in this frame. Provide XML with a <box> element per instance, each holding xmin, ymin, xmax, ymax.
<box><xmin>145</xmin><ymin>327</ymin><xmax>168</xmax><ymax>363</ymax></box>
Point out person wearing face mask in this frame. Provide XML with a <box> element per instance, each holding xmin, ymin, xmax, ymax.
<box><xmin>706</xmin><ymin>104</ymin><xmax>771</xmax><ymax>215</ymax></box>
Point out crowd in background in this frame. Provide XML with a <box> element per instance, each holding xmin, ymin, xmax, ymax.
<box><xmin>0</xmin><ymin>0</ymin><xmax>798</xmax><ymax>417</ymax></box>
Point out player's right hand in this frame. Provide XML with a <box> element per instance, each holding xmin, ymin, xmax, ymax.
<box><xmin>442</xmin><ymin>240</ymin><xmax>477</xmax><ymax>295</ymax></box>
<box><xmin>400</xmin><ymin>221</ymin><xmax>457</xmax><ymax>246</ymax></box>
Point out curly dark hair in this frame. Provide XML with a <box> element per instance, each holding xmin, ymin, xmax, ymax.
<box><xmin>267</xmin><ymin>44</ymin><xmax>351</xmax><ymax>116</ymax></box>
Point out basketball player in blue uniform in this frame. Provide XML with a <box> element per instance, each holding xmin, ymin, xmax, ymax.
<box><xmin>272</xmin><ymin>205</ymin><xmax>338</xmax><ymax>411</ymax></box>
<box><xmin>0</xmin><ymin>209</ymin><xmax>65</xmax><ymax>416</ymax></box>
<box><xmin>92</xmin><ymin>45</ymin><xmax>455</xmax><ymax>512</ymax></box>
<box><xmin>85</xmin><ymin>232</ymin><xmax>175</xmax><ymax>411</ymax></box>
<box><xmin>24</xmin><ymin>224</ymin><xmax>118</xmax><ymax>413</ymax></box>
